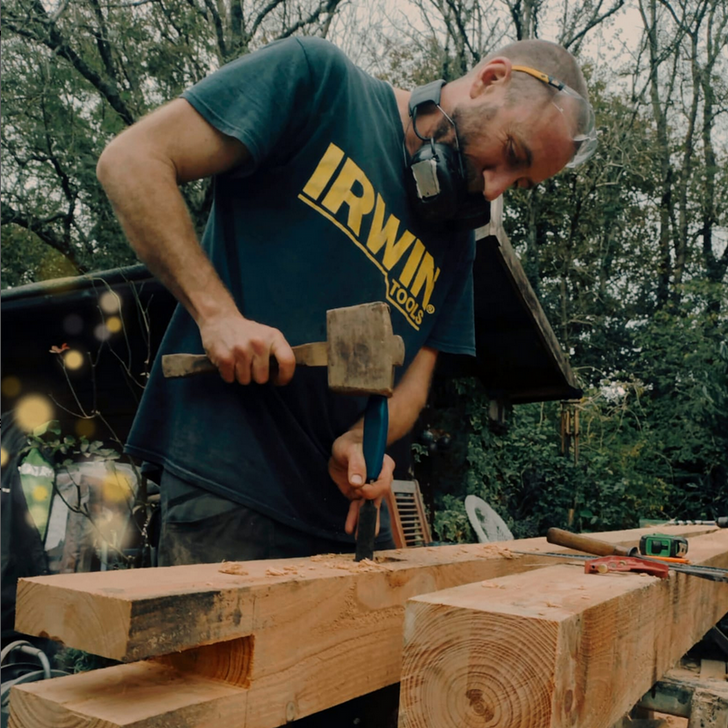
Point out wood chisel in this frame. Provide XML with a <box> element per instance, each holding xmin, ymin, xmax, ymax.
<box><xmin>355</xmin><ymin>395</ymin><xmax>388</xmax><ymax>562</ymax></box>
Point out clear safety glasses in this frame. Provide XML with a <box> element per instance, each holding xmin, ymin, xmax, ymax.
<box><xmin>512</xmin><ymin>65</ymin><xmax>598</xmax><ymax>168</ymax></box>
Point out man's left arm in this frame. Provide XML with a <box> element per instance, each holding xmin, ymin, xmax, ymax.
<box><xmin>329</xmin><ymin>346</ymin><xmax>438</xmax><ymax>533</ymax></box>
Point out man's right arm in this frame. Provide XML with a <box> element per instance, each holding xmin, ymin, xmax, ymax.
<box><xmin>96</xmin><ymin>98</ymin><xmax>296</xmax><ymax>385</ymax></box>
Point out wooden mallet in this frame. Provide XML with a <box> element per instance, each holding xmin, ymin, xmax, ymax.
<box><xmin>161</xmin><ymin>301</ymin><xmax>405</xmax><ymax>397</ymax></box>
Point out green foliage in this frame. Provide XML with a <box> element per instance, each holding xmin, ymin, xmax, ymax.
<box><xmin>421</xmin><ymin>324</ymin><xmax>727</xmax><ymax>544</ymax></box>
<box><xmin>433</xmin><ymin>494</ymin><xmax>474</xmax><ymax>544</ymax></box>
<box><xmin>54</xmin><ymin>647</ymin><xmax>120</xmax><ymax>674</ymax></box>
<box><xmin>1</xmin><ymin>0</ymin><xmax>347</xmax><ymax>288</ymax></box>
<box><xmin>21</xmin><ymin>420</ymin><xmax>122</xmax><ymax>470</ymax></box>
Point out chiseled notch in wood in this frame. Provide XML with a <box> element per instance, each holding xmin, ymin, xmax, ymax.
<box><xmin>155</xmin><ymin>635</ymin><xmax>254</xmax><ymax>688</ymax></box>
<box><xmin>9</xmin><ymin>638</ymin><xmax>254</xmax><ymax>728</ymax></box>
<box><xmin>8</xmin><ymin>660</ymin><xmax>249</xmax><ymax>728</ymax></box>
<box><xmin>398</xmin><ymin>530</ymin><xmax>728</xmax><ymax>728</ymax></box>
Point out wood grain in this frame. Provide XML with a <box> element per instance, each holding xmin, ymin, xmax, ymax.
<box><xmin>9</xmin><ymin>526</ymin><xmax>717</xmax><ymax>728</ymax></box>
<box><xmin>398</xmin><ymin>530</ymin><xmax>728</xmax><ymax>728</ymax></box>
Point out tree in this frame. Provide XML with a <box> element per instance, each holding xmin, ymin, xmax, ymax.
<box><xmin>1</xmin><ymin>0</ymin><xmax>347</xmax><ymax>288</ymax></box>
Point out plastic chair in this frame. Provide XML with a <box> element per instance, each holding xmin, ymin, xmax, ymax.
<box><xmin>464</xmin><ymin>495</ymin><xmax>514</xmax><ymax>543</ymax></box>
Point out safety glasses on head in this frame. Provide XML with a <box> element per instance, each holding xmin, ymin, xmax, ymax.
<box><xmin>511</xmin><ymin>65</ymin><xmax>597</xmax><ymax>168</ymax></box>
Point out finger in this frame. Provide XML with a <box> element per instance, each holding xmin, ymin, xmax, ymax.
<box><xmin>347</xmin><ymin>448</ymin><xmax>367</xmax><ymax>490</ymax></box>
<box><xmin>345</xmin><ymin>499</ymin><xmax>360</xmax><ymax>535</ymax></box>
<box><xmin>358</xmin><ymin>455</ymin><xmax>395</xmax><ymax>499</ymax></box>
<box><xmin>250</xmin><ymin>351</ymin><xmax>271</xmax><ymax>384</ymax></box>
<box><xmin>270</xmin><ymin>338</ymin><xmax>296</xmax><ymax>386</ymax></box>
<box><xmin>209</xmin><ymin>353</ymin><xmax>236</xmax><ymax>384</ymax></box>
<box><xmin>233</xmin><ymin>355</ymin><xmax>252</xmax><ymax>385</ymax></box>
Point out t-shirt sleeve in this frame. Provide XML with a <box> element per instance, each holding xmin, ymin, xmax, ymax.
<box><xmin>425</xmin><ymin>239</ymin><xmax>476</xmax><ymax>356</ymax></box>
<box><xmin>180</xmin><ymin>37</ymin><xmax>317</xmax><ymax>173</ymax></box>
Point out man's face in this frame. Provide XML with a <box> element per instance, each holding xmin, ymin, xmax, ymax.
<box><xmin>436</xmin><ymin>96</ymin><xmax>576</xmax><ymax>201</ymax></box>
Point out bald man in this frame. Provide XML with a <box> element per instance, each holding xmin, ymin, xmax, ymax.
<box><xmin>97</xmin><ymin>37</ymin><xmax>595</xmax><ymax>570</ymax></box>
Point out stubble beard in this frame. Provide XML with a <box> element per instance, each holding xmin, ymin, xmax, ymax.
<box><xmin>433</xmin><ymin>102</ymin><xmax>498</xmax><ymax>194</ymax></box>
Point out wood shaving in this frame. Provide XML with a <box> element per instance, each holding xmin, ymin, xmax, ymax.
<box><xmin>319</xmin><ymin>558</ymin><xmax>393</xmax><ymax>573</ymax></box>
<box><xmin>481</xmin><ymin>581</ymin><xmax>505</xmax><ymax>588</ymax></box>
<box><xmin>478</xmin><ymin>544</ymin><xmax>518</xmax><ymax>560</ymax></box>
<box><xmin>266</xmin><ymin>568</ymin><xmax>287</xmax><ymax>576</ymax></box>
<box><xmin>310</xmin><ymin>553</ymin><xmax>338</xmax><ymax>562</ymax></box>
<box><xmin>218</xmin><ymin>563</ymin><xmax>249</xmax><ymax>575</ymax></box>
<box><xmin>545</xmin><ymin>601</ymin><xmax>559</xmax><ymax>608</ymax></box>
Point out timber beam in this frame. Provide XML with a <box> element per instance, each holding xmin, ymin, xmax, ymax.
<box><xmin>398</xmin><ymin>529</ymin><xmax>728</xmax><ymax>728</ymax></box>
<box><xmin>8</xmin><ymin>525</ymin><xmax>719</xmax><ymax>728</ymax></box>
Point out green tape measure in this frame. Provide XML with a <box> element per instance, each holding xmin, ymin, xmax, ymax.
<box><xmin>639</xmin><ymin>533</ymin><xmax>688</xmax><ymax>559</ymax></box>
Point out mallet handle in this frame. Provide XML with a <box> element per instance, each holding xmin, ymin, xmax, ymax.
<box><xmin>547</xmin><ymin>527</ymin><xmax>636</xmax><ymax>557</ymax></box>
<box><xmin>162</xmin><ymin>342</ymin><xmax>328</xmax><ymax>378</ymax></box>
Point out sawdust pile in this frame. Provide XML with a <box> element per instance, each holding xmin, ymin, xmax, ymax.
<box><xmin>486</xmin><ymin>545</ymin><xmax>517</xmax><ymax>559</ymax></box>
<box><xmin>309</xmin><ymin>553</ymin><xmax>393</xmax><ymax>572</ymax></box>
<box><xmin>265</xmin><ymin>565</ymin><xmax>303</xmax><ymax>576</ymax></box>
<box><xmin>218</xmin><ymin>563</ymin><xmax>249</xmax><ymax>575</ymax></box>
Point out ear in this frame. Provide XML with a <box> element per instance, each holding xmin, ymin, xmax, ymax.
<box><xmin>470</xmin><ymin>57</ymin><xmax>513</xmax><ymax>99</ymax></box>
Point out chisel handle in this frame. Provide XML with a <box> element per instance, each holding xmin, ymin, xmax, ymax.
<box><xmin>547</xmin><ymin>527</ymin><xmax>636</xmax><ymax>557</ymax></box>
<box><xmin>355</xmin><ymin>395</ymin><xmax>388</xmax><ymax>562</ymax></box>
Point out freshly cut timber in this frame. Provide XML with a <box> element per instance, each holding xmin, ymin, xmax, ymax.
<box><xmin>9</xmin><ymin>525</ymin><xmax>718</xmax><ymax>728</ymax></box>
<box><xmin>398</xmin><ymin>529</ymin><xmax>728</xmax><ymax>728</ymax></box>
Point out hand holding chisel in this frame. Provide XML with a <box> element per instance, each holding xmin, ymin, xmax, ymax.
<box><xmin>355</xmin><ymin>395</ymin><xmax>388</xmax><ymax>562</ymax></box>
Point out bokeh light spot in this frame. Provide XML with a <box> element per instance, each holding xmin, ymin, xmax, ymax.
<box><xmin>99</xmin><ymin>291</ymin><xmax>121</xmax><ymax>314</ymax></box>
<box><xmin>94</xmin><ymin>324</ymin><xmax>111</xmax><ymax>342</ymax></box>
<box><xmin>105</xmin><ymin>316</ymin><xmax>122</xmax><ymax>334</ymax></box>
<box><xmin>75</xmin><ymin>419</ymin><xmax>96</xmax><ymax>438</ymax></box>
<box><xmin>1</xmin><ymin>376</ymin><xmax>22</xmax><ymax>398</ymax></box>
<box><xmin>1</xmin><ymin>448</ymin><xmax>8</xmax><ymax>468</ymax></box>
<box><xmin>15</xmin><ymin>395</ymin><xmax>54</xmax><ymax>432</ymax></box>
<box><xmin>32</xmin><ymin>485</ymin><xmax>50</xmax><ymax>502</ymax></box>
<box><xmin>103</xmin><ymin>471</ymin><xmax>132</xmax><ymax>504</ymax></box>
<box><xmin>64</xmin><ymin>350</ymin><xmax>84</xmax><ymax>370</ymax></box>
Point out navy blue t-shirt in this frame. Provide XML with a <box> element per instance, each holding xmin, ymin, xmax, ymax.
<box><xmin>126</xmin><ymin>37</ymin><xmax>476</xmax><ymax>542</ymax></box>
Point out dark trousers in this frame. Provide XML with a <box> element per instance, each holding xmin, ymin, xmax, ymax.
<box><xmin>157</xmin><ymin>469</ymin><xmax>399</xmax><ymax>727</ymax></box>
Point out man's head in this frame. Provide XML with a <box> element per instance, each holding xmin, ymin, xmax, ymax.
<box><xmin>434</xmin><ymin>39</ymin><xmax>595</xmax><ymax>201</ymax></box>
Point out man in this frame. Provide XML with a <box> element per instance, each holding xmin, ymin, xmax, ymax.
<box><xmin>97</xmin><ymin>36</ymin><xmax>595</xmax><ymax>568</ymax></box>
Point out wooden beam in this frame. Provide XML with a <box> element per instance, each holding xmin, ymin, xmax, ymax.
<box><xmin>17</xmin><ymin>526</ymin><xmax>712</xmax><ymax>663</ymax></box>
<box><xmin>398</xmin><ymin>530</ymin><xmax>728</xmax><ymax>728</ymax></box>
<box><xmin>9</xmin><ymin>526</ymin><xmax>716</xmax><ymax>728</ymax></box>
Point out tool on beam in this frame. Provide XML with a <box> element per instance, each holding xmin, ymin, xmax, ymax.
<box><xmin>162</xmin><ymin>301</ymin><xmax>405</xmax><ymax>563</ymax></box>
<box><xmin>639</xmin><ymin>517</ymin><xmax>728</xmax><ymax>528</ymax></box>
<box><xmin>639</xmin><ymin>533</ymin><xmax>688</xmax><ymax>559</ymax></box>
<box><xmin>665</xmin><ymin>518</ymin><xmax>728</xmax><ymax>528</ymax></box>
<box><xmin>584</xmin><ymin>556</ymin><xmax>670</xmax><ymax>579</ymax></box>
<box><xmin>546</xmin><ymin>528</ymin><xmax>728</xmax><ymax>583</ymax></box>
